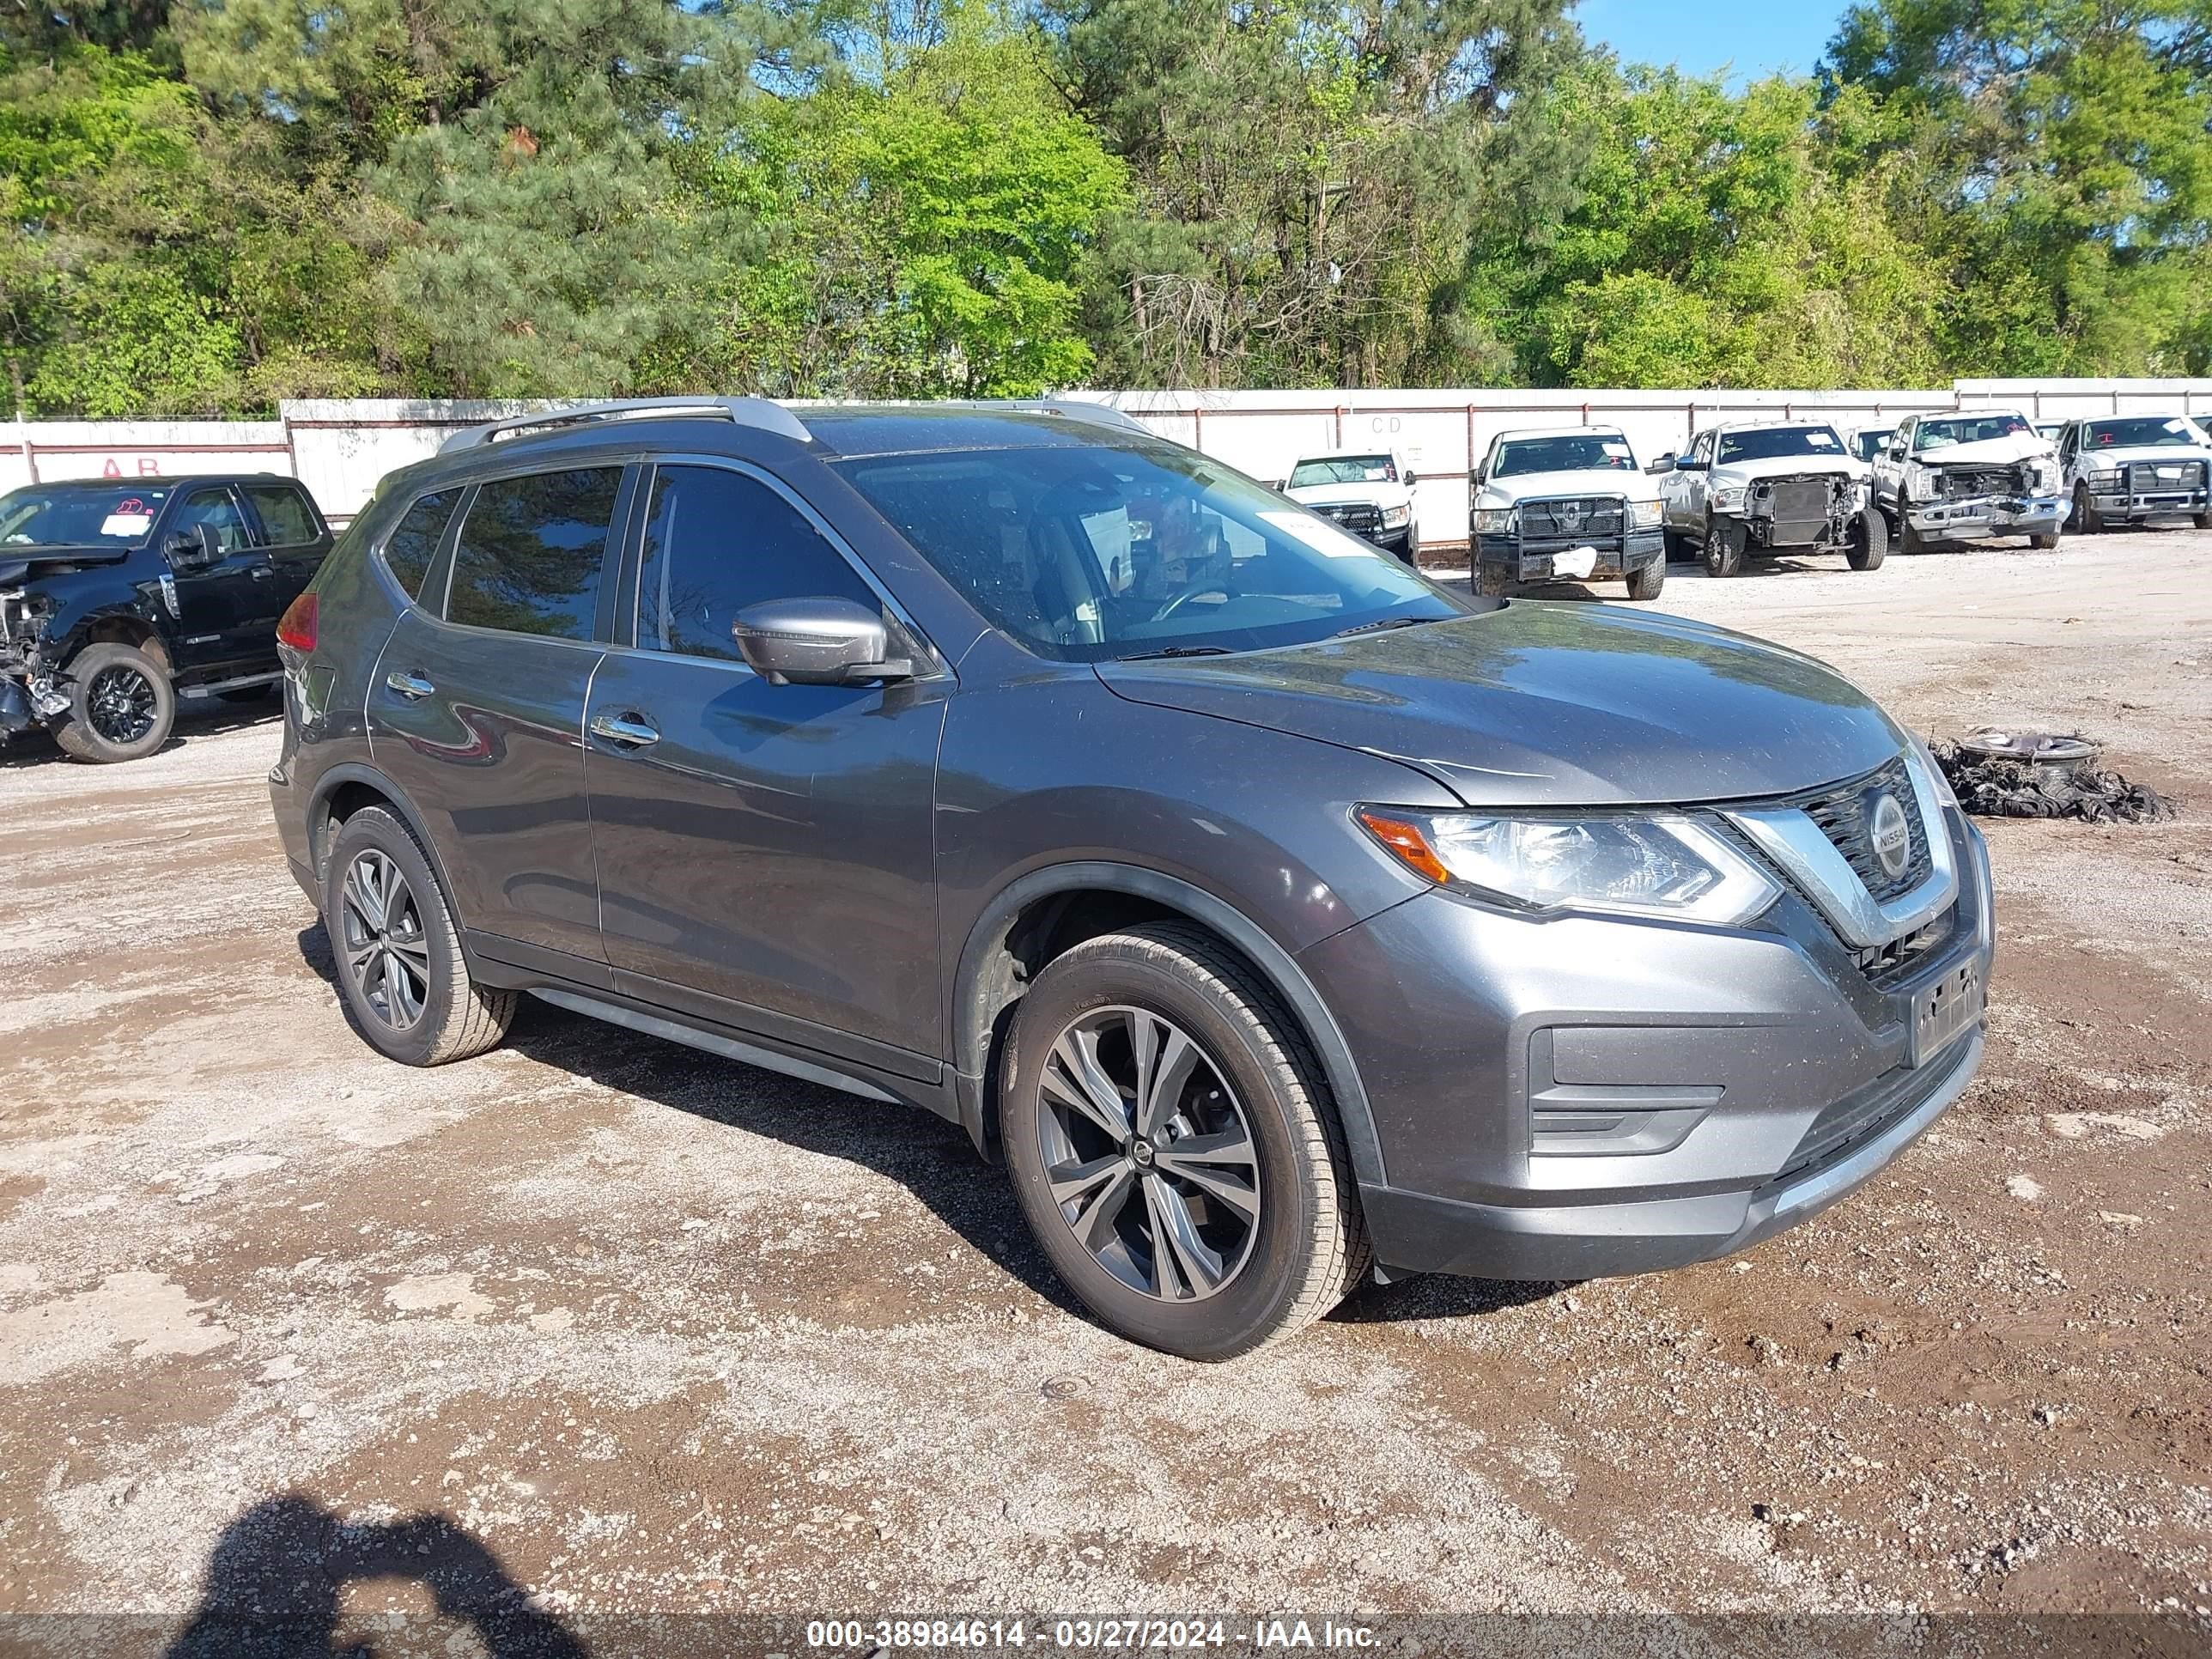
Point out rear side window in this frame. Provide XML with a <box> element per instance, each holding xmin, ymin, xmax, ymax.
<box><xmin>244</xmin><ymin>483</ymin><xmax>321</xmax><ymax>547</ymax></box>
<box><xmin>635</xmin><ymin>465</ymin><xmax>877</xmax><ymax>662</ymax></box>
<box><xmin>380</xmin><ymin>489</ymin><xmax>462</xmax><ymax>600</ymax></box>
<box><xmin>447</xmin><ymin>468</ymin><xmax>622</xmax><ymax>640</ymax></box>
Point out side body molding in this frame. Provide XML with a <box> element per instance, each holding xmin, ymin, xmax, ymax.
<box><xmin>949</xmin><ymin>861</ymin><xmax>1388</xmax><ymax>1188</ymax></box>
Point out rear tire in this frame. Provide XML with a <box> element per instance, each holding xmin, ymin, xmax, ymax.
<box><xmin>1000</xmin><ymin>922</ymin><xmax>1369</xmax><ymax>1361</ymax></box>
<box><xmin>53</xmin><ymin>642</ymin><xmax>175</xmax><ymax>763</ymax></box>
<box><xmin>1702</xmin><ymin>516</ymin><xmax>1746</xmax><ymax>578</ymax></box>
<box><xmin>1844</xmin><ymin>507</ymin><xmax>1887</xmax><ymax>571</ymax></box>
<box><xmin>323</xmin><ymin>806</ymin><xmax>516</xmax><ymax>1066</ymax></box>
<box><xmin>1623</xmin><ymin>559</ymin><xmax>1664</xmax><ymax>600</ymax></box>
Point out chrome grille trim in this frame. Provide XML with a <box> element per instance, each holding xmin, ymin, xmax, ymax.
<box><xmin>1723</xmin><ymin>747</ymin><xmax>1958</xmax><ymax>949</ymax></box>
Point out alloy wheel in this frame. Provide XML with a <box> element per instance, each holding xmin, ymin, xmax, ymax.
<box><xmin>339</xmin><ymin>849</ymin><xmax>431</xmax><ymax>1030</ymax></box>
<box><xmin>85</xmin><ymin>665</ymin><xmax>158</xmax><ymax>745</ymax></box>
<box><xmin>1035</xmin><ymin>1005</ymin><xmax>1261</xmax><ymax>1302</ymax></box>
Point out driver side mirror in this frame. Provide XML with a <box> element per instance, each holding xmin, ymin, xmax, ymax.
<box><xmin>732</xmin><ymin>597</ymin><xmax>914</xmax><ymax>688</ymax></box>
<box><xmin>1647</xmin><ymin>453</ymin><xmax>1676</xmax><ymax>475</ymax></box>
<box><xmin>164</xmin><ymin>524</ymin><xmax>223</xmax><ymax>572</ymax></box>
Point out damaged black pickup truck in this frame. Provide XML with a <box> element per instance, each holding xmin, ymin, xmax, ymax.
<box><xmin>1869</xmin><ymin>409</ymin><xmax>2064</xmax><ymax>553</ymax></box>
<box><xmin>1</xmin><ymin>475</ymin><xmax>331</xmax><ymax>763</ymax></box>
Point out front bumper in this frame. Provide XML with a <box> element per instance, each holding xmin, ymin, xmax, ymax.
<box><xmin>1906</xmin><ymin>495</ymin><xmax>2063</xmax><ymax>542</ymax></box>
<box><xmin>1301</xmin><ymin>807</ymin><xmax>1995</xmax><ymax>1280</ymax></box>
<box><xmin>1476</xmin><ymin>530</ymin><xmax>1664</xmax><ymax>582</ymax></box>
<box><xmin>2087</xmin><ymin>486</ymin><xmax>2209</xmax><ymax>520</ymax></box>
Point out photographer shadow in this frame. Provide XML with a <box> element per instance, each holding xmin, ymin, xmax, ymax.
<box><xmin>167</xmin><ymin>1492</ymin><xmax>585</xmax><ymax>1658</ymax></box>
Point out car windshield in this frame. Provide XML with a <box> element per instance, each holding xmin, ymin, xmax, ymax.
<box><xmin>1853</xmin><ymin>430</ymin><xmax>1893</xmax><ymax>462</ymax></box>
<box><xmin>0</xmin><ymin>484</ymin><xmax>169</xmax><ymax>547</ymax></box>
<box><xmin>1716</xmin><ymin>426</ymin><xmax>1846</xmax><ymax>463</ymax></box>
<box><xmin>1288</xmin><ymin>455</ymin><xmax>1395</xmax><ymax>486</ymax></box>
<box><xmin>1493</xmin><ymin>436</ymin><xmax>1637</xmax><ymax>476</ymax></box>
<box><xmin>2087</xmin><ymin>416</ymin><xmax>2202</xmax><ymax>449</ymax></box>
<box><xmin>838</xmin><ymin>441</ymin><xmax>1467</xmax><ymax>664</ymax></box>
<box><xmin>1913</xmin><ymin>413</ymin><xmax>2031</xmax><ymax>452</ymax></box>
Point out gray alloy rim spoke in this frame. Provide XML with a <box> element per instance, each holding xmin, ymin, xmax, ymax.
<box><xmin>1146</xmin><ymin>1172</ymin><xmax>1227</xmax><ymax>1297</ymax></box>
<box><xmin>1044</xmin><ymin>1030</ymin><xmax>1132</xmax><ymax>1140</ymax></box>
<box><xmin>340</xmin><ymin>851</ymin><xmax>428</xmax><ymax>1031</ymax></box>
<box><xmin>1032</xmin><ymin>1004</ymin><xmax>1259</xmax><ymax>1305</ymax></box>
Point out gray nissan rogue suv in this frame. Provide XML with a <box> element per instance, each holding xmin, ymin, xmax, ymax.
<box><xmin>269</xmin><ymin>397</ymin><xmax>1993</xmax><ymax>1360</ymax></box>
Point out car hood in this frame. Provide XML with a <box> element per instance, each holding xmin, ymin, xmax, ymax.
<box><xmin>1477</xmin><ymin>469</ymin><xmax>1652</xmax><ymax>507</ymax></box>
<box><xmin>1096</xmin><ymin>603</ymin><xmax>1905</xmax><ymax>807</ymax></box>
<box><xmin>1916</xmin><ymin>433</ymin><xmax>2051</xmax><ymax>467</ymax></box>
<box><xmin>0</xmin><ymin>543</ymin><xmax>133</xmax><ymax>580</ymax></box>
<box><xmin>1711</xmin><ymin>453</ymin><xmax>1863</xmax><ymax>484</ymax></box>
<box><xmin>1285</xmin><ymin>481</ymin><xmax>1407</xmax><ymax>507</ymax></box>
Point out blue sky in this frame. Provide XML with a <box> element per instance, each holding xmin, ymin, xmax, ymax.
<box><xmin>1576</xmin><ymin>0</ymin><xmax>1850</xmax><ymax>82</ymax></box>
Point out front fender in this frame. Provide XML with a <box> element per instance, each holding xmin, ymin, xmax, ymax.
<box><xmin>46</xmin><ymin>580</ymin><xmax>171</xmax><ymax>672</ymax></box>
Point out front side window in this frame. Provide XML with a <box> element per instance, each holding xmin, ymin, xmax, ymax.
<box><xmin>1853</xmin><ymin>430</ymin><xmax>1892</xmax><ymax>462</ymax></box>
<box><xmin>1717</xmin><ymin>426</ymin><xmax>1846</xmax><ymax>464</ymax></box>
<box><xmin>635</xmin><ymin>466</ymin><xmax>878</xmax><ymax>663</ymax></box>
<box><xmin>380</xmin><ymin>489</ymin><xmax>463</xmax><ymax>600</ymax></box>
<box><xmin>1288</xmin><ymin>455</ymin><xmax>1395</xmax><ymax>487</ymax></box>
<box><xmin>1493</xmin><ymin>435</ymin><xmax>1637</xmax><ymax>477</ymax></box>
<box><xmin>173</xmin><ymin>488</ymin><xmax>253</xmax><ymax>554</ymax></box>
<box><xmin>838</xmin><ymin>441</ymin><xmax>1464</xmax><ymax>664</ymax></box>
<box><xmin>0</xmin><ymin>484</ymin><xmax>170</xmax><ymax>547</ymax></box>
<box><xmin>446</xmin><ymin>467</ymin><xmax>622</xmax><ymax>640</ymax></box>
<box><xmin>1913</xmin><ymin>412</ymin><xmax>2031</xmax><ymax>453</ymax></box>
<box><xmin>244</xmin><ymin>483</ymin><xmax>322</xmax><ymax>547</ymax></box>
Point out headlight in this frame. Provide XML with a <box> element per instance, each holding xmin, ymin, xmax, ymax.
<box><xmin>2031</xmin><ymin>461</ymin><xmax>2058</xmax><ymax>493</ymax></box>
<box><xmin>1710</xmin><ymin>485</ymin><xmax>1747</xmax><ymax>513</ymax></box>
<box><xmin>1629</xmin><ymin>499</ymin><xmax>1663</xmax><ymax>528</ymax></box>
<box><xmin>1355</xmin><ymin>806</ymin><xmax>1780</xmax><ymax>927</ymax></box>
<box><xmin>2087</xmin><ymin>467</ymin><xmax>2121</xmax><ymax>488</ymax></box>
<box><xmin>1905</xmin><ymin>461</ymin><xmax>1939</xmax><ymax>497</ymax></box>
<box><xmin>1473</xmin><ymin>507</ymin><xmax>1517</xmax><ymax>535</ymax></box>
<box><xmin>1381</xmin><ymin>504</ymin><xmax>1411</xmax><ymax>527</ymax></box>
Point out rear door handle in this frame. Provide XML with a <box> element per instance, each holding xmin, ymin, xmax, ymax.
<box><xmin>386</xmin><ymin>670</ymin><xmax>435</xmax><ymax>701</ymax></box>
<box><xmin>589</xmin><ymin>712</ymin><xmax>660</xmax><ymax>748</ymax></box>
<box><xmin>249</xmin><ymin>562</ymin><xmax>276</xmax><ymax>580</ymax></box>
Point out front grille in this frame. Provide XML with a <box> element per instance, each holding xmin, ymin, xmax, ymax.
<box><xmin>1520</xmin><ymin>497</ymin><xmax>1624</xmax><ymax>543</ymax></box>
<box><xmin>1316</xmin><ymin>502</ymin><xmax>1381</xmax><ymax>533</ymax></box>
<box><xmin>2124</xmin><ymin>459</ymin><xmax>2207</xmax><ymax>495</ymax></box>
<box><xmin>1856</xmin><ymin>905</ymin><xmax>1958</xmax><ymax>988</ymax></box>
<box><xmin>1792</xmin><ymin>755</ymin><xmax>1932</xmax><ymax>903</ymax></box>
<box><xmin>1937</xmin><ymin>464</ymin><xmax>2028</xmax><ymax>499</ymax></box>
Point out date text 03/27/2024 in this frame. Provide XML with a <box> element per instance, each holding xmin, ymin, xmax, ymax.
<box><xmin>804</xmin><ymin>1618</ymin><xmax>1379</xmax><ymax>1650</ymax></box>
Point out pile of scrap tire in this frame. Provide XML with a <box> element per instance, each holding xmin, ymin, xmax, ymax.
<box><xmin>1930</xmin><ymin>734</ymin><xmax>2177</xmax><ymax>824</ymax></box>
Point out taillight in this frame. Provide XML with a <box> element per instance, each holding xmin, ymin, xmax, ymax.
<box><xmin>276</xmin><ymin>592</ymin><xmax>319</xmax><ymax>654</ymax></box>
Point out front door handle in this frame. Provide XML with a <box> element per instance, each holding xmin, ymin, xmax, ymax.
<box><xmin>386</xmin><ymin>670</ymin><xmax>435</xmax><ymax>701</ymax></box>
<box><xmin>589</xmin><ymin>712</ymin><xmax>660</xmax><ymax>748</ymax></box>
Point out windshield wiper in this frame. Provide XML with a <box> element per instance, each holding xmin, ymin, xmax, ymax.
<box><xmin>1331</xmin><ymin>616</ymin><xmax>1431</xmax><ymax>640</ymax></box>
<box><xmin>1115</xmin><ymin>644</ymin><xmax>1237</xmax><ymax>661</ymax></box>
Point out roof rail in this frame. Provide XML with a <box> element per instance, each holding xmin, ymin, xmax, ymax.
<box><xmin>439</xmin><ymin>396</ymin><xmax>812</xmax><ymax>454</ymax></box>
<box><xmin>981</xmin><ymin>398</ymin><xmax>1155</xmax><ymax>437</ymax></box>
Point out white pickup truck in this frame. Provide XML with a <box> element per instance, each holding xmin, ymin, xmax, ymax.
<box><xmin>1653</xmin><ymin>418</ymin><xmax>1884</xmax><ymax>578</ymax></box>
<box><xmin>1279</xmin><ymin>448</ymin><xmax>1419</xmax><ymax>562</ymax></box>
<box><xmin>1468</xmin><ymin>426</ymin><xmax>1667</xmax><ymax>599</ymax></box>
<box><xmin>2051</xmin><ymin>414</ymin><xmax>2212</xmax><ymax>532</ymax></box>
<box><xmin>1869</xmin><ymin>409</ymin><xmax>2063</xmax><ymax>551</ymax></box>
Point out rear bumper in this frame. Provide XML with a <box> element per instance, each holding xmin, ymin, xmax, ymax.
<box><xmin>1905</xmin><ymin>495</ymin><xmax>2063</xmax><ymax>541</ymax></box>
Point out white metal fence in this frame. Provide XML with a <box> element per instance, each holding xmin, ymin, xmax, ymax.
<box><xmin>6</xmin><ymin>380</ymin><xmax>2208</xmax><ymax>545</ymax></box>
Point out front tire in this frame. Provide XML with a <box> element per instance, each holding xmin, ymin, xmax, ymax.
<box><xmin>1702</xmin><ymin>515</ymin><xmax>1746</xmax><ymax>577</ymax></box>
<box><xmin>1475</xmin><ymin>562</ymin><xmax>1512</xmax><ymax>598</ymax></box>
<box><xmin>1001</xmin><ymin>923</ymin><xmax>1368</xmax><ymax>1360</ymax></box>
<box><xmin>1623</xmin><ymin>559</ymin><xmax>1664</xmax><ymax>600</ymax></box>
<box><xmin>2070</xmin><ymin>484</ymin><xmax>2102</xmax><ymax>535</ymax></box>
<box><xmin>53</xmin><ymin>642</ymin><xmax>175</xmax><ymax>763</ymax></box>
<box><xmin>323</xmin><ymin>806</ymin><xmax>516</xmax><ymax>1066</ymax></box>
<box><xmin>1845</xmin><ymin>507</ymin><xmax>1887</xmax><ymax>571</ymax></box>
<box><xmin>2030</xmin><ymin>532</ymin><xmax>2060</xmax><ymax>550</ymax></box>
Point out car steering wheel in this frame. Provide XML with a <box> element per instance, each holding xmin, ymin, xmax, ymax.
<box><xmin>1149</xmin><ymin>586</ymin><xmax>1231</xmax><ymax>623</ymax></box>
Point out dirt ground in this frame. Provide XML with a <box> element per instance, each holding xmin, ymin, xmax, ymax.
<box><xmin>2</xmin><ymin>527</ymin><xmax>2209</xmax><ymax>1649</ymax></box>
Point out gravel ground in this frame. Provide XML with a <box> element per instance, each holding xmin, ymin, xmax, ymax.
<box><xmin>1</xmin><ymin>528</ymin><xmax>2209</xmax><ymax>1650</ymax></box>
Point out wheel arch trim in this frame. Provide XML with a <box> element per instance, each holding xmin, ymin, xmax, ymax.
<box><xmin>304</xmin><ymin>763</ymin><xmax>473</xmax><ymax>959</ymax></box>
<box><xmin>950</xmin><ymin>860</ymin><xmax>1387</xmax><ymax>1188</ymax></box>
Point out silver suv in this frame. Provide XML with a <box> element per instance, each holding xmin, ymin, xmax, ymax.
<box><xmin>268</xmin><ymin>398</ymin><xmax>1994</xmax><ymax>1359</ymax></box>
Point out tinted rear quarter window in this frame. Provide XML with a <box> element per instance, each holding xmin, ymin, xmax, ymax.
<box><xmin>636</xmin><ymin>466</ymin><xmax>878</xmax><ymax>662</ymax></box>
<box><xmin>380</xmin><ymin>489</ymin><xmax>463</xmax><ymax>600</ymax></box>
<box><xmin>447</xmin><ymin>468</ymin><xmax>623</xmax><ymax>639</ymax></box>
<box><xmin>244</xmin><ymin>483</ymin><xmax>321</xmax><ymax>546</ymax></box>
